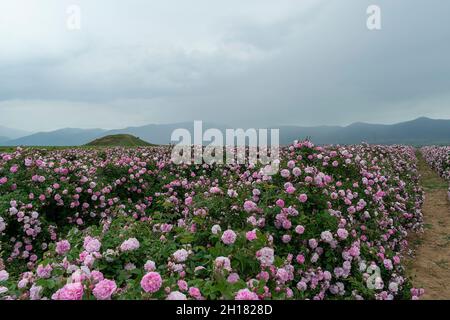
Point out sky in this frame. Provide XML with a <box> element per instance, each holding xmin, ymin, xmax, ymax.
<box><xmin>0</xmin><ymin>0</ymin><xmax>449</xmax><ymax>132</ymax></box>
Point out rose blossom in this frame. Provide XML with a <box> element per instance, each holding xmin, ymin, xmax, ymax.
<box><xmin>245</xmin><ymin>230</ymin><xmax>257</xmax><ymax>241</ymax></box>
<box><xmin>52</xmin><ymin>282</ymin><xmax>84</xmax><ymax>300</ymax></box>
<box><xmin>93</xmin><ymin>279</ymin><xmax>117</xmax><ymax>300</ymax></box>
<box><xmin>36</xmin><ymin>264</ymin><xmax>53</xmax><ymax>279</ymax></box>
<box><xmin>55</xmin><ymin>240</ymin><xmax>71</xmax><ymax>255</ymax></box>
<box><xmin>83</xmin><ymin>237</ymin><xmax>101</xmax><ymax>253</ymax></box>
<box><xmin>144</xmin><ymin>260</ymin><xmax>156</xmax><ymax>271</ymax></box>
<box><xmin>256</xmin><ymin>247</ymin><xmax>274</xmax><ymax>267</ymax></box>
<box><xmin>0</xmin><ymin>270</ymin><xmax>9</xmax><ymax>282</ymax></box>
<box><xmin>166</xmin><ymin>291</ymin><xmax>187</xmax><ymax>300</ymax></box>
<box><xmin>221</xmin><ymin>229</ymin><xmax>237</xmax><ymax>245</ymax></box>
<box><xmin>298</xmin><ymin>194</ymin><xmax>308</xmax><ymax>203</ymax></box>
<box><xmin>173</xmin><ymin>249</ymin><xmax>189</xmax><ymax>263</ymax></box>
<box><xmin>120</xmin><ymin>238</ymin><xmax>140</xmax><ymax>252</ymax></box>
<box><xmin>140</xmin><ymin>272</ymin><xmax>162</xmax><ymax>293</ymax></box>
<box><xmin>235</xmin><ymin>288</ymin><xmax>259</xmax><ymax>300</ymax></box>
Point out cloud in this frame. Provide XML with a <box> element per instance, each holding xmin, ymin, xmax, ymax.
<box><xmin>0</xmin><ymin>0</ymin><xmax>449</xmax><ymax>131</ymax></box>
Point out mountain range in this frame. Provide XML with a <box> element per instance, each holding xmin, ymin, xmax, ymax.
<box><xmin>0</xmin><ymin>125</ymin><xmax>31</xmax><ymax>141</ymax></box>
<box><xmin>1</xmin><ymin>117</ymin><xmax>450</xmax><ymax>146</ymax></box>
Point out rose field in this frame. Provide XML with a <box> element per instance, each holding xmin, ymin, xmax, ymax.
<box><xmin>0</xmin><ymin>140</ymin><xmax>439</xmax><ymax>300</ymax></box>
<box><xmin>421</xmin><ymin>146</ymin><xmax>450</xmax><ymax>200</ymax></box>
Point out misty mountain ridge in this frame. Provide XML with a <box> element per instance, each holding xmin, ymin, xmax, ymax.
<box><xmin>1</xmin><ymin>117</ymin><xmax>450</xmax><ymax>146</ymax></box>
<box><xmin>0</xmin><ymin>125</ymin><xmax>31</xmax><ymax>140</ymax></box>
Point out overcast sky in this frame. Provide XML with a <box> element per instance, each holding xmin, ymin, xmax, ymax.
<box><xmin>0</xmin><ymin>0</ymin><xmax>449</xmax><ymax>132</ymax></box>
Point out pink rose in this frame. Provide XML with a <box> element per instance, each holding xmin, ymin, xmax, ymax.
<box><xmin>298</xmin><ymin>194</ymin><xmax>308</xmax><ymax>203</ymax></box>
<box><xmin>221</xmin><ymin>230</ymin><xmax>237</xmax><ymax>245</ymax></box>
<box><xmin>245</xmin><ymin>230</ymin><xmax>257</xmax><ymax>241</ymax></box>
<box><xmin>235</xmin><ymin>288</ymin><xmax>259</xmax><ymax>300</ymax></box>
<box><xmin>52</xmin><ymin>283</ymin><xmax>84</xmax><ymax>300</ymax></box>
<box><xmin>55</xmin><ymin>240</ymin><xmax>71</xmax><ymax>255</ymax></box>
<box><xmin>140</xmin><ymin>272</ymin><xmax>162</xmax><ymax>293</ymax></box>
<box><xmin>93</xmin><ymin>279</ymin><xmax>117</xmax><ymax>300</ymax></box>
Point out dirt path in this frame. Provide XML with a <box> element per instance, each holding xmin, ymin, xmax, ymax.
<box><xmin>406</xmin><ymin>154</ymin><xmax>450</xmax><ymax>299</ymax></box>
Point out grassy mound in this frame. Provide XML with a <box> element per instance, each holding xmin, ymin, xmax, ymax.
<box><xmin>86</xmin><ymin>134</ymin><xmax>152</xmax><ymax>147</ymax></box>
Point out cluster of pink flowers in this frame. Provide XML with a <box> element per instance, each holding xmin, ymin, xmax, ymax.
<box><xmin>235</xmin><ymin>288</ymin><xmax>259</xmax><ymax>300</ymax></box>
<box><xmin>84</xmin><ymin>236</ymin><xmax>102</xmax><ymax>253</ymax></box>
<box><xmin>172</xmin><ymin>249</ymin><xmax>189</xmax><ymax>263</ymax></box>
<box><xmin>55</xmin><ymin>240</ymin><xmax>71</xmax><ymax>255</ymax></box>
<box><xmin>421</xmin><ymin>146</ymin><xmax>450</xmax><ymax>200</ymax></box>
<box><xmin>52</xmin><ymin>283</ymin><xmax>84</xmax><ymax>300</ymax></box>
<box><xmin>0</xmin><ymin>141</ymin><xmax>427</xmax><ymax>300</ymax></box>
<box><xmin>421</xmin><ymin>146</ymin><xmax>450</xmax><ymax>181</ymax></box>
<box><xmin>120</xmin><ymin>238</ymin><xmax>140</xmax><ymax>252</ymax></box>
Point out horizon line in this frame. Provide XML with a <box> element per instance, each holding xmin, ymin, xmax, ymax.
<box><xmin>1</xmin><ymin>116</ymin><xmax>449</xmax><ymax>135</ymax></box>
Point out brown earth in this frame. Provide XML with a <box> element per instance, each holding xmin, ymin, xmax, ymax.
<box><xmin>406</xmin><ymin>154</ymin><xmax>450</xmax><ymax>299</ymax></box>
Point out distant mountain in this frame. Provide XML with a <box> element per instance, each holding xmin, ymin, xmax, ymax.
<box><xmin>3</xmin><ymin>117</ymin><xmax>450</xmax><ymax>146</ymax></box>
<box><xmin>0</xmin><ymin>126</ymin><xmax>31</xmax><ymax>140</ymax></box>
<box><xmin>4</xmin><ymin>128</ymin><xmax>106</xmax><ymax>146</ymax></box>
<box><xmin>101</xmin><ymin>117</ymin><xmax>450</xmax><ymax>146</ymax></box>
<box><xmin>0</xmin><ymin>136</ymin><xmax>11</xmax><ymax>144</ymax></box>
<box><xmin>86</xmin><ymin>134</ymin><xmax>153</xmax><ymax>147</ymax></box>
<box><xmin>295</xmin><ymin>117</ymin><xmax>450</xmax><ymax>145</ymax></box>
<box><xmin>104</xmin><ymin>122</ymin><xmax>228</xmax><ymax>145</ymax></box>
<box><xmin>270</xmin><ymin>125</ymin><xmax>343</xmax><ymax>145</ymax></box>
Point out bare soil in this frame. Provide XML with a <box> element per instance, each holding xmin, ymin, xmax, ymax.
<box><xmin>406</xmin><ymin>154</ymin><xmax>450</xmax><ymax>299</ymax></box>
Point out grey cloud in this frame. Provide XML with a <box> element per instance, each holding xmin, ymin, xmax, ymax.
<box><xmin>0</xmin><ymin>0</ymin><xmax>449</xmax><ymax>131</ymax></box>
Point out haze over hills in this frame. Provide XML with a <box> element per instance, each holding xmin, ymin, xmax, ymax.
<box><xmin>275</xmin><ymin>117</ymin><xmax>450</xmax><ymax>145</ymax></box>
<box><xmin>0</xmin><ymin>136</ymin><xmax>10</xmax><ymax>144</ymax></box>
<box><xmin>0</xmin><ymin>125</ymin><xmax>31</xmax><ymax>140</ymax></box>
<box><xmin>1</xmin><ymin>117</ymin><xmax>450</xmax><ymax>146</ymax></box>
<box><xmin>3</xmin><ymin>128</ymin><xmax>107</xmax><ymax>147</ymax></box>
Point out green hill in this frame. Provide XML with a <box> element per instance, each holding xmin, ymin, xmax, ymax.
<box><xmin>86</xmin><ymin>134</ymin><xmax>153</xmax><ymax>147</ymax></box>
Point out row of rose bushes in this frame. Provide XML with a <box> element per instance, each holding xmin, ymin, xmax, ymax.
<box><xmin>420</xmin><ymin>146</ymin><xmax>450</xmax><ymax>200</ymax></box>
<box><xmin>420</xmin><ymin>146</ymin><xmax>450</xmax><ymax>181</ymax></box>
<box><xmin>0</xmin><ymin>141</ymin><xmax>424</xmax><ymax>300</ymax></box>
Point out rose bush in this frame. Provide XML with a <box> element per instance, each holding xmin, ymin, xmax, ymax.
<box><xmin>421</xmin><ymin>146</ymin><xmax>450</xmax><ymax>200</ymax></box>
<box><xmin>0</xmin><ymin>141</ymin><xmax>424</xmax><ymax>300</ymax></box>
